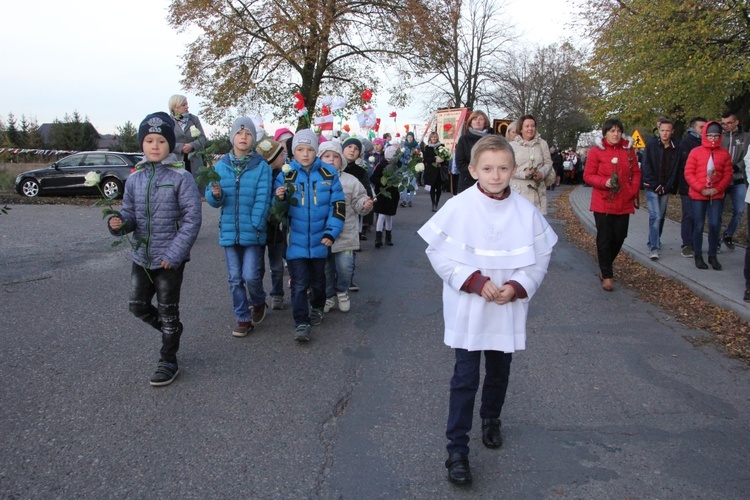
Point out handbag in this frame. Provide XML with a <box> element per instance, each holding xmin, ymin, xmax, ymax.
<box><xmin>440</xmin><ymin>165</ymin><xmax>449</xmax><ymax>183</ymax></box>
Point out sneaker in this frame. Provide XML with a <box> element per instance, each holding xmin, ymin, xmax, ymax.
<box><xmin>724</xmin><ymin>236</ymin><xmax>735</xmax><ymax>250</ymax></box>
<box><xmin>149</xmin><ymin>361</ymin><xmax>179</xmax><ymax>387</ymax></box>
<box><xmin>744</xmin><ymin>290</ymin><xmax>750</xmax><ymax>303</ymax></box>
<box><xmin>295</xmin><ymin>324</ymin><xmax>311</xmax><ymax>342</ymax></box>
<box><xmin>232</xmin><ymin>321</ymin><xmax>253</xmax><ymax>337</ymax></box>
<box><xmin>324</xmin><ymin>296</ymin><xmax>336</xmax><ymax>313</ymax></box>
<box><xmin>408</xmin><ymin>201</ymin><xmax>413</xmax><ymax>207</ymax></box>
<box><xmin>252</xmin><ymin>302</ymin><xmax>267</xmax><ymax>324</ymax></box>
<box><xmin>310</xmin><ymin>307</ymin><xmax>324</xmax><ymax>326</ymax></box>
<box><xmin>649</xmin><ymin>249</ymin><xmax>659</xmax><ymax>260</ymax></box>
<box><xmin>400</xmin><ymin>201</ymin><xmax>406</xmax><ymax>207</ymax></box>
<box><xmin>337</xmin><ymin>292</ymin><xmax>351</xmax><ymax>313</ymax></box>
<box><xmin>681</xmin><ymin>246</ymin><xmax>694</xmax><ymax>258</ymax></box>
<box><xmin>349</xmin><ymin>282</ymin><xmax>360</xmax><ymax>292</ymax></box>
<box><xmin>271</xmin><ymin>296</ymin><xmax>284</xmax><ymax>310</ymax></box>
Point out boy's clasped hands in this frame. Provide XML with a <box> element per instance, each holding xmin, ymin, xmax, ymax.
<box><xmin>480</xmin><ymin>280</ymin><xmax>515</xmax><ymax>305</ymax></box>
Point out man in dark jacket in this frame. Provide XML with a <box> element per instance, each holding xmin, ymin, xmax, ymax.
<box><xmin>642</xmin><ymin>117</ymin><xmax>680</xmax><ymax>259</ymax></box>
<box><xmin>719</xmin><ymin>111</ymin><xmax>750</xmax><ymax>251</ymax></box>
<box><xmin>677</xmin><ymin>117</ymin><xmax>707</xmax><ymax>257</ymax></box>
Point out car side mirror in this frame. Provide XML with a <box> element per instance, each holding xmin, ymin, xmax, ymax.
<box><xmin>51</xmin><ymin>162</ymin><xmax>59</xmax><ymax>169</ymax></box>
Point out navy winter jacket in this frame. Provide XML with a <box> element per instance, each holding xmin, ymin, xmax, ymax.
<box><xmin>206</xmin><ymin>152</ymin><xmax>273</xmax><ymax>247</ymax></box>
<box><xmin>274</xmin><ymin>157</ymin><xmax>345</xmax><ymax>260</ymax></box>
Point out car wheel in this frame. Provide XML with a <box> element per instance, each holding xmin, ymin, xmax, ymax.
<box><xmin>102</xmin><ymin>178</ymin><xmax>124</xmax><ymax>199</ymax></box>
<box><xmin>20</xmin><ymin>178</ymin><xmax>40</xmax><ymax>197</ymax></box>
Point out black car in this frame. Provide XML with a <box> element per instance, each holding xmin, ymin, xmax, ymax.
<box><xmin>15</xmin><ymin>151</ymin><xmax>143</xmax><ymax>198</ymax></box>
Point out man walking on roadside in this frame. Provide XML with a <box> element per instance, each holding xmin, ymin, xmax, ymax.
<box><xmin>642</xmin><ymin>118</ymin><xmax>679</xmax><ymax>260</ymax></box>
<box><xmin>719</xmin><ymin>111</ymin><xmax>749</xmax><ymax>252</ymax></box>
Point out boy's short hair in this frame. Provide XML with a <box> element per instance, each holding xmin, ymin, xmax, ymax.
<box><xmin>139</xmin><ymin>112</ymin><xmax>176</xmax><ymax>153</ymax></box>
<box><xmin>602</xmin><ymin>118</ymin><xmax>624</xmax><ymax>136</ymax></box>
<box><xmin>470</xmin><ymin>135</ymin><xmax>515</xmax><ymax>167</ymax></box>
<box><xmin>658</xmin><ymin>117</ymin><xmax>674</xmax><ymax>128</ymax></box>
<box><xmin>689</xmin><ymin>116</ymin><xmax>708</xmax><ymax>128</ymax></box>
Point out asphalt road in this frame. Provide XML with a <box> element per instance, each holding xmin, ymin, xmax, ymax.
<box><xmin>1</xmin><ymin>189</ymin><xmax>749</xmax><ymax>498</ymax></box>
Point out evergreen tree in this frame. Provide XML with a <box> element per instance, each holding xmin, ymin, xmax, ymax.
<box><xmin>5</xmin><ymin>113</ymin><xmax>21</xmax><ymax>147</ymax></box>
<box><xmin>47</xmin><ymin>111</ymin><xmax>100</xmax><ymax>151</ymax></box>
<box><xmin>113</xmin><ymin>121</ymin><xmax>140</xmax><ymax>152</ymax></box>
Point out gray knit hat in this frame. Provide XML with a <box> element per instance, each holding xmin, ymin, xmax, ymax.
<box><xmin>291</xmin><ymin>129</ymin><xmax>319</xmax><ymax>155</ymax></box>
<box><xmin>230</xmin><ymin>117</ymin><xmax>257</xmax><ymax>145</ymax></box>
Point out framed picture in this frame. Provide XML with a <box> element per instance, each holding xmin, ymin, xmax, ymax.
<box><xmin>435</xmin><ymin>108</ymin><xmax>468</xmax><ymax>152</ymax></box>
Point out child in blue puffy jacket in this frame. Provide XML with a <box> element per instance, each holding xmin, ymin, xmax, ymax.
<box><xmin>206</xmin><ymin>117</ymin><xmax>273</xmax><ymax>337</ymax></box>
<box><xmin>273</xmin><ymin>129</ymin><xmax>345</xmax><ymax>342</ymax></box>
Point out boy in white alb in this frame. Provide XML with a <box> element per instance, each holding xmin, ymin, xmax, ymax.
<box><xmin>418</xmin><ymin>135</ymin><xmax>557</xmax><ymax>486</ymax></box>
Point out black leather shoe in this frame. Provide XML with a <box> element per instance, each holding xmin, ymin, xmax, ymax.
<box><xmin>482</xmin><ymin>418</ymin><xmax>503</xmax><ymax>448</ymax></box>
<box><xmin>445</xmin><ymin>452</ymin><xmax>472</xmax><ymax>485</ymax></box>
<box><xmin>695</xmin><ymin>256</ymin><xmax>708</xmax><ymax>269</ymax></box>
<box><xmin>708</xmin><ymin>256</ymin><xmax>722</xmax><ymax>270</ymax></box>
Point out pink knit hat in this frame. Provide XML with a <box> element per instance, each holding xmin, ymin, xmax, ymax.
<box><xmin>273</xmin><ymin>127</ymin><xmax>294</xmax><ymax>142</ymax></box>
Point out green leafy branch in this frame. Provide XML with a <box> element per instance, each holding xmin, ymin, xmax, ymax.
<box><xmin>86</xmin><ymin>171</ymin><xmax>152</xmax><ymax>282</ymax></box>
<box><xmin>269</xmin><ymin>181</ymin><xmax>298</xmax><ymax>225</ymax></box>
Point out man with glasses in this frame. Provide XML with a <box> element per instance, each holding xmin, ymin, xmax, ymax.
<box><xmin>719</xmin><ymin>112</ymin><xmax>749</xmax><ymax>251</ymax></box>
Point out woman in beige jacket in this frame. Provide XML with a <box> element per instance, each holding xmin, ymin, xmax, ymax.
<box><xmin>509</xmin><ymin>115</ymin><xmax>553</xmax><ymax>214</ymax></box>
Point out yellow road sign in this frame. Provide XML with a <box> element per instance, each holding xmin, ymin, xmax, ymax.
<box><xmin>631</xmin><ymin>130</ymin><xmax>646</xmax><ymax>149</ymax></box>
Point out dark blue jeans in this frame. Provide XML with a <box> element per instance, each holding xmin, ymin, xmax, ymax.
<box><xmin>128</xmin><ymin>263</ymin><xmax>185</xmax><ymax>363</ymax></box>
<box><xmin>259</xmin><ymin>241</ymin><xmax>287</xmax><ymax>298</ymax></box>
<box><xmin>680</xmin><ymin>194</ymin><xmax>695</xmax><ymax>248</ymax></box>
<box><xmin>692</xmin><ymin>198</ymin><xmax>724</xmax><ymax>258</ymax></box>
<box><xmin>287</xmin><ymin>258</ymin><xmax>326</xmax><ymax>326</ymax></box>
<box><xmin>446</xmin><ymin>349</ymin><xmax>512</xmax><ymax>455</ymax></box>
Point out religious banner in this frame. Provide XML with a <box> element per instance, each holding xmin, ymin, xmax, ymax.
<box><xmin>435</xmin><ymin>108</ymin><xmax>468</xmax><ymax>153</ymax></box>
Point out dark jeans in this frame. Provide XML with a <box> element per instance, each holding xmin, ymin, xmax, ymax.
<box><xmin>287</xmin><ymin>258</ymin><xmax>326</xmax><ymax>326</ymax></box>
<box><xmin>128</xmin><ymin>263</ymin><xmax>185</xmax><ymax>363</ymax></box>
<box><xmin>692</xmin><ymin>198</ymin><xmax>724</xmax><ymax>258</ymax></box>
<box><xmin>429</xmin><ymin>182</ymin><xmax>442</xmax><ymax>207</ymax></box>
<box><xmin>593</xmin><ymin>212</ymin><xmax>630</xmax><ymax>279</ymax></box>
<box><xmin>744</xmin><ymin>205</ymin><xmax>750</xmax><ymax>289</ymax></box>
<box><xmin>259</xmin><ymin>241</ymin><xmax>286</xmax><ymax>298</ymax></box>
<box><xmin>446</xmin><ymin>349</ymin><xmax>512</xmax><ymax>455</ymax></box>
<box><xmin>680</xmin><ymin>194</ymin><xmax>695</xmax><ymax>248</ymax></box>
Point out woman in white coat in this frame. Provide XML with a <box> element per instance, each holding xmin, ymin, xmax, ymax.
<box><xmin>509</xmin><ymin>115</ymin><xmax>553</xmax><ymax>214</ymax></box>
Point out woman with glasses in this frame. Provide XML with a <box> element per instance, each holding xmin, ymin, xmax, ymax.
<box><xmin>684</xmin><ymin>121</ymin><xmax>733</xmax><ymax>270</ymax></box>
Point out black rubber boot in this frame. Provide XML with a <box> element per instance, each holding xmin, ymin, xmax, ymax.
<box><xmin>375</xmin><ymin>231</ymin><xmax>383</xmax><ymax>248</ymax></box>
<box><xmin>385</xmin><ymin>230</ymin><xmax>393</xmax><ymax>246</ymax></box>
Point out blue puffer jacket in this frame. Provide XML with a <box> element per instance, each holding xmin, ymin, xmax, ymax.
<box><xmin>274</xmin><ymin>157</ymin><xmax>345</xmax><ymax>260</ymax></box>
<box><xmin>206</xmin><ymin>152</ymin><xmax>273</xmax><ymax>246</ymax></box>
<box><xmin>113</xmin><ymin>162</ymin><xmax>202</xmax><ymax>269</ymax></box>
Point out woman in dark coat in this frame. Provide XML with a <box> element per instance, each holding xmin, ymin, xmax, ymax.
<box><xmin>455</xmin><ymin>110</ymin><xmax>492</xmax><ymax>193</ymax></box>
<box><xmin>423</xmin><ymin>131</ymin><xmax>446</xmax><ymax>211</ymax></box>
<box><xmin>370</xmin><ymin>145</ymin><xmax>400</xmax><ymax>247</ymax></box>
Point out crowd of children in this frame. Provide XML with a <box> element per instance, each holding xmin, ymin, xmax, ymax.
<box><xmin>107</xmin><ymin>112</ymin><xmax>556</xmax><ymax>488</ymax></box>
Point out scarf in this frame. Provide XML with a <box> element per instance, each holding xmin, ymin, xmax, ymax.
<box><xmin>427</xmin><ymin>141</ymin><xmax>441</xmax><ymax>148</ymax></box>
<box><xmin>229</xmin><ymin>152</ymin><xmax>251</xmax><ymax>176</ymax></box>
<box><xmin>469</xmin><ymin>127</ymin><xmax>488</xmax><ymax>137</ymax></box>
<box><xmin>172</xmin><ymin>113</ymin><xmax>190</xmax><ymax>131</ymax></box>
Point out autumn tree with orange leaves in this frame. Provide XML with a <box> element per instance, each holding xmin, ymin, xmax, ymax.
<box><xmin>169</xmin><ymin>0</ymin><xmax>407</xmax><ymax>129</ymax></box>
